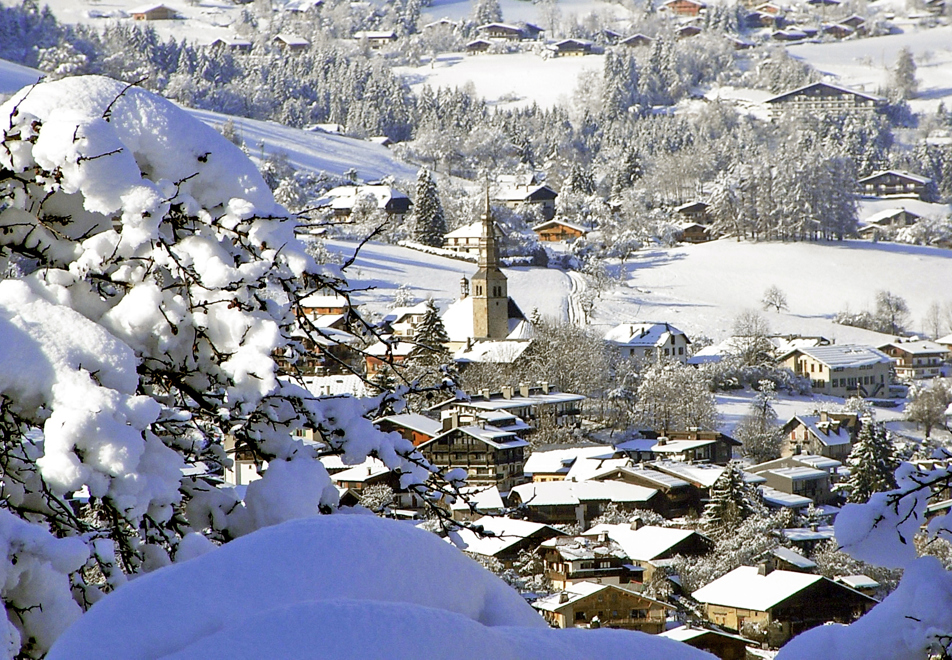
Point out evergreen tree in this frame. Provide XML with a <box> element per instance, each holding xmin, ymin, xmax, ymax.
<box><xmin>842</xmin><ymin>417</ymin><xmax>899</xmax><ymax>504</ymax></box>
<box><xmin>890</xmin><ymin>46</ymin><xmax>918</xmax><ymax>101</ymax></box>
<box><xmin>412</xmin><ymin>168</ymin><xmax>446</xmax><ymax>247</ymax></box>
<box><xmin>409</xmin><ymin>299</ymin><xmax>451</xmax><ymax>366</ymax></box>
<box><xmin>700</xmin><ymin>462</ymin><xmax>765</xmax><ymax>540</ymax></box>
<box><xmin>471</xmin><ymin>0</ymin><xmax>502</xmax><ymax>25</ymax></box>
<box><xmin>737</xmin><ymin>381</ymin><xmax>784</xmax><ymax>464</ymax></box>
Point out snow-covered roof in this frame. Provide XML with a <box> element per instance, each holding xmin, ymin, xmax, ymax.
<box><xmin>652</xmin><ymin>439</ymin><xmax>716</xmax><ymax>453</ymax></box>
<box><xmin>210</xmin><ymin>36</ymin><xmax>253</xmax><ymax>47</ymax></box>
<box><xmin>441</xmin><ymin>296</ymin><xmax>527</xmax><ymax>344</ymax></box>
<box><xmin>782</xmin><ymin>526</ymin><xmax>835</xmax><ymax>542</ymax></box>
<box><xmin>598</xmin><ymin>465</ymin><xmax>691</xmax><ymax>489</ymax></box>
<box><xmin>452</xmin><ymin>515</ymin><xmax>561</xmax><ymax>557</ymax></box>
<box><xmin>771</xmin><ymin>546</ymin><xmax>817</xmax><ymax>569</ymax></box>
<box><xmin>444</xmin><ymin>219</ymin><xmax>508</xmax><ymax>240</ymax></box>
<box><xmin>303</xmin><ymin>375</ymin><xmax>369</xmax><ymax>397</ymax></box>
<box><xmin>477</xmin><ymin>22</ymin><xmax>524</xmax><ymax>32</ymax></box>
<box><xmin>365</xmin><ymin>340</ymin><xmax>416</xmax><ymax>358</ymax></box>
<box><xmin>783</xmin><ymin>344</ymin><xmax>891</xmax><ymax>369</ymax></box>
<box><xmin>428</xmin><ymin>425</ymin><xmax>528</xmax><ymax>450</ymax></box>
<box><xmin>511</xmin><ymin>480</ymin><xmax>657</xmax><ymax>507</ymax></box>
<box><xmin>449</xmin><ymin>485</ymin><xmax>505</xmax><ymax>512</ymax></box>
<box><xmin>319</xmin><ymin>185</ymin><xmax>409</xmax><ymax>211</ymax></box>
<box><xmin>494</xmin><ymin>184</ymin><xmax>557</xmax><ymax>203</ymax></box>
<box><xmin>603</xmin><ymin>322</ymin><xmax>689</xmax><ymax>348</ymax></box>
<box><xmin>692</xmin><ymin>566</ymin><xmax>824</xmax><ymax>611</ymax></box>
<box><xmin>331</xmin><ymin>457</ymin><xmax>391</xmax><ymax>483</ymax></box>
<box><xmin>454</xmin><ymin>339</ymin><xmax>532</xmax><ymax>363</ymax></box>
<box><xmin>129</xmin><ymin>3</ymin><xmax>173</xmax><ymax>13</ymax></box>
<box><xmin>376</xmin><ymin>413</ymin><xmax>443</xmax><ymax>437</ymax></box>
<box><xmin>789</xmin><ymin>415</ymin><xmax>852</xmax><ymax>447</ymax></box>
<box><xmin>836</xmin><ymin>575</ymin><xmax>879</xmax><ymax>590</ymax></box>
<box><xmin>760</xmin><ymin>486</ymin><xmax>812</xmax><ymax>509</ymax></box>
<box><xmin>612</xmin><ymin>437</ymin><xmax>662</xmax><ymax>453</ymax></box>
<box><xmin>454</xmin><ymin>390</ymin><xmax>586</xmax><ymax>413</ymax></box>
<box><xmin>792</xmin><ymin>454</ymin><xmax>842</xmax><ymax>471</ymax></box>
<box><xmin>531</xmin><ymin>219</ymin><xmax>588</xmax><ymax>234</ymax></box>
<box><xmin>765</xmin><ymin>81</ymin><xmax>885</xmax><ymax>105</ymax></box>
<box><xmin>353</xmin><ymin>30</ymin><xmax>397</xmax><ymax>39</ymax></box>
<box><xmin>584</xmin><ymin>524</ymin><xmax>704</xmax><ymax>562</ymax></box>
<box><xmin>523</xmin><ymin>446</ymin><xmax>616</xmax><ymax>476</ymax></box>
<box><xmin>565</xmin><ymin>455</ymin><xmax>630</xmax><ymax>482</ymax></box>
<box><xmin>863</xmin><ymin>207</ymin><xmax>918</xmax><ymax>225</ymax></box>
<box><xmin>660</xmin><ymin>626</ymin><xmax>753</xmax><ymax>645</ymax></box>
<box><xmin>652</xmin><ymin>462</ymin><xmax>764</xmax><ymax>489</ymax></box>
<box><xmin>768</xmin><ymin>466</ymin><xmax>829</xmax><ymax>481</ymax></box>
<box><xmin>274</xmin><ymin>34</ymin><xmax>311</xmax><ymax>46</ymax></box>
<box><xmin>382</xmin><ymin>302</ymin><xmax>430</xmax><ymax>324</ymax></box>
<box><xmin>539</xmin><ymin>535</ymin><xmax>628</xmax><ymax>562</ymax></box>
<box><xmin>936</xmin><ymin>333</ymin><xmax>952</xmax><ymax>346</ymax></box>
<box><xmin>858</xmin><ymin>170</ymin><xmax>932</xmax><ymax>186</ymax></box>
<box><xmin>878</xmin><ymin>339</ymin><xmax>947</xmax><ymax>356</ymax></box>
<box><xmin>534</xmin><ymin>582</ymin><xmax>670</xmax><ymax>615</ymax></box>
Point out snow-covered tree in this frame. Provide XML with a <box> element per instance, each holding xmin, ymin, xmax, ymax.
<box><xmin>841</xmin><ymin>417</ymin><xmax>899</xmax><ymax>503</ymax></box>
<box><xmin>874</xmin><ymin>290</ymin><xmax>910</xmax><ymax>335</ymax></box>
<box><xmin>889</xmin><ymin>47</ymin><xmax>918</xmax><ymax>101</ymax></box>
<box><xmin>0</xmin><ymin>76</ymin><xmax>449</xmax><ymax>657</ymax></box>
<box><xmin>906</xmin><ymin>380</ymin><xmax>952</xmax><ymax>439</ymax></box>
<box><xmin>637</xmin><ymin>362</ymin><xmax>717</xmax><ymax>433</ymax></box>
<box><xmin>732</xmin><ymin>310</ymin><xmax>773</xmax><ymax>366</ymax></box>
<box><xmin>737</xmin><ymin>381</ymin><xmax>784</xmax><ymax>464</ymax></box>
<box><xmin>700</xmin><ymin>462</ymin><xmax>766</xmax><ymax>540</ymax></box>
<box><xmin>409</xmin><ymin>299</ymin><xmax>451</xmax><ymax>366</ymax></box>
<box><xmin>412</xmin><ymin>168</ymin><xmax>446</xmax><ymax>247</ymax></box>
<box><xmin>761</xmin><ymin>285</ymin><xmax>788</xmax><ymax>313</ymax></box>
<box><xmin>471</xmin><ymin>0</ymin><xmax>502</xmax><ymax>25</ymax></box>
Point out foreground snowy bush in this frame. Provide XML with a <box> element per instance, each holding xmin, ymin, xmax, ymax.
<box><xmin>0</xmin><ymin>75</ymin><xmax>440</xmax><ymax>657</ymax></box>
<box><xmin>46</xmin><ymin>515</ymin><xmax>714</xmax><ymax>660</ymax></box>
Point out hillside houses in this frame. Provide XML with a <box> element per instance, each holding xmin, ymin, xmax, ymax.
<box><xmin>417</xmin><ymin>420</ymin><xmax>529</xmax><ymax>492</ymax></box>
<box><xmin>509</xmin><ymin>479</ymin><xmax>659</xmax><ymax>527</ymax></box>
<box><xmin>877</xmin><ymin>339</ymin><xmax>947</xmax><ymax>379</ymax></box>
<box><xmin>318</xmin><ymin>185</ymin><xmax>412</xmax><ymax>219</ymax></box>
<box><xmin>493</xmin><ymin>183</ymin><xmax>558</xmax><ymax>220</ymax></box>
<box><xmin>534</xmin><ymin>582</ymin><xmax>673</xmax><ymax>631</ymax></box>
<box><xmin>539</xmin><ymin>535</ymin><xmax>642</xmax><ymax>589</ymax></box>
<box><xmin>779</xmin><ymin>344</ymin><xmax>892</xmax><ymax>397</ymax></box>
<box><xmin>764</xmin><ymin>82</ymin><xmax>886</xmax><ymax>118</ymax></box>
<box><xmin>781</xmin><ymin>412</ymin><xmax>858</xmax><ymax>460</ymax></box>
<box><xmin>604</xmin><ymin>322</ymin><xmax>692</xmax><ymax>363</ymax></box>
<box><xmin>858</xmin><ymin>170</ymin><xmax>932</xmax><ymax>199</ymax></box>
<box><xmin>585</xmin><ymin>523</ymin><xmax>713</xmax><ymax>581</ymax></box>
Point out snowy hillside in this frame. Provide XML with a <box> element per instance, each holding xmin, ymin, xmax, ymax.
<box><xmin>0</xmin><ymin>58</ymin><xmax>41</xmax><ymax>100</ymax></box>
<box><xmin>593</xmin><ymin>239</ymin><xmax>952</xmax><ymax>343</ymax></box>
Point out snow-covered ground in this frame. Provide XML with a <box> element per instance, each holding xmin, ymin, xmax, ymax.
<box><xmin>325</xmin><ymin>239</ymin><xmax>571</xmax><ymax>320</ymax></box>
<box><xmin>790</xmin><ymin>25</ymin><xmax>952</xmax><ymax>114</ymax></box>
<box><xmin>0</xmin><ymin>58</ymin><xmax>42</xmax><ymax>100</ymax></box>
<box><xmin>593</xmin><ymin>239</ymin><xmax>952</xmax><ymax>344</ymax></box>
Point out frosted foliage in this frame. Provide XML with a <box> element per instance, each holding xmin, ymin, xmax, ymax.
<box><xmin>0</xmin><ymin>76</ymin><xmax>441</xmax><ymax>658</ymax></box>
<box><xmin>47</xmin><ymin>516</ymin><xmax>713</xmax><ymax>660</ymax></box>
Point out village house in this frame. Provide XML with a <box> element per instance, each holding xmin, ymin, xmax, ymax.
<box><xmin>877</xmin><ymin>339</ymin><xmax>947</xmax><ymax>380</ymax></box>
<box><xmin>331</xmin><ymin>457</ymin><xmax>399</xmax><ymax>493</ymax></box>
<box><xmin>692</xmin><ymin>565</ymin><xmax>877</xmax><ymax>646</ymax></box>
<box><xmin>282</xmin><ymin>318</ymin><xmax>361</xmax><ymax>376</ymax></box>
<box><xmin>540</xmin><ymin>535</ymin><xmax>642</xmax><ymax>589</ymax></box>
<box><xmin>272</xmin><ymin>34</ymin><xmax>311</xmax><ymax>52</ymax></box>
<box><xmin>423</xmin><ymin>18</ymin><xmax>458</xmax><ymax>31</ymax></box>
<box><xmin>937</xmin><ymin>333</ymin><xmax>952</xmax><ymax>356</ymax></box>
<box><xmin>858</xmin><ymin>207</ymin><xmax>922</xmax><ymax>240</ymax></box>
<box><xmin>619</xmin><ymin>33</ymin><xmax>653</xmax><ymax>47</ymax></box>
<box><xmin>452</xmin><ymin>515</ymin><xmax>565</xmax><ymax>566</ymax></box>
<box><xmin>534</xmin><ymin>582</ymin><xmax>673</xmax><ymax>631</ymax></box>
<box><xmin>651</xmin><ymin>462</ymin><xmax>766</xmax><ymax>500</ymax></box>
<box><xmin>363</xmin><ymin>340</ymin><xmax>415</xmax><ymax>377</ymax></box>
<box><xmin>661</xmin><ymin>0</ymin><xmax>708</xmax><ymax>16</ymax></box>
<box><xmin>674</xmin><ymin>200</ymin><xmax>712</xmax><ymax>223</ymax></box>
<box><xmin>857</xmin><ymin>170</ymin><xmax>932</xmax><ymax>199</ymax></box>
<box><xmin>318</xmin><ymin>185</ymin><xmax>412</xmax><ymax>219</ymax></box>
<box><xmin>764</xmin><ymin>81</ymin><xmax>886</xmax><ymax>118</ymax></box>
<box><xmin>523</xmin><ymin>445</ymin><xmax>624</xmax><ymax>482</ymax></box>
<box><xmin>375</xmin><ymin>413</ymin><xmax>444</xmax><ymax>447</ymax></box>
<box><xmin>650</xmin><ymin>431</ymin><xmax>739</xmax><ymax>465</ymax></box>
<box><xmin>416</xmin><ymin>419</ymin><xmax>529</xmax><ymax>493</ymax></box>
<box><xmin>353</xmin><ymin>30</ymin><xmax>398</xmax><ymax>48</ymax></box>
<box><xmin>603</xmin><ymin>321</ymin><xmax>692</xmax><ymax>363</ymax></box>
<box><xmin>771</xmin><ymin>28</ymin><xmax>808</xmax><ymax>41</ymax></box>
<box><xmin>508</xmin><ymin>480</ymin><xmax>659</xmax><ymax>528</ymax></box>
<box><xmin>660</xmin><ymin>626</ymin><xmax>754</xmax><ymax>660</ymax></box>
<box><xmin>779</xmin><ymin>344</ymin><xmax>892</xmax><ymax>397</ymax></box>
<box><xmin>590</xmin><ymin>465</ymin><xmax>701</xmax><ymax>517</ymax></box>
<box><xmin>768</xmin><ymin>547</ymin><xmax>818</xmax><ymax>574</ymax></box>
<box><xmin>381</xmin><ymin>302</ymin><xmax>431</xmax><ymax>340</ymax></box>
<box><xmin>298</xmin><ymin>293</ymin><xmax>350</xmax><ymax>316</ymax></box>
<box><xmin>749</xmin><ymin>453</ymin><xmax>843</xmax><ymax>501</ymax></box>
<box><xmin>759</xmin><ymin>466</ymin><xmax>833</xmax><ymax>505</ymax></box>
<box><xmin>781</xmin><ymin>411</ymin><xmax>858</xmax><ymax>461</ymax></box>
<box><xmin>676</xmin><ymin>24</ymin><xmax>703</xmax><ymax>38</ymax></box>
<box><xmin>476</xmin><ymin>23</ymin><xmax>525</xmax><ymax>40</ymax></box>
<box><xmin>835</xmin><ymin>575</ymin><xmax>880</xmax><ymax>596</ymax></box>
<box><xmin>465</xmin><ymin>39</ymin><xmax>492</xmax><ymax>54</ymax></box>
<box><xmin>442</xmin><ymin>220</ymin><xmax>508</xmax><ymax>255</ymax></box>
<box><xmin>584</xmin><ymin>523</ymin><xmax>713</xmax><ymax>582</ymax></box>
<box><xmin>546</xmin><ymin>39</ymin><xmax>594</xmax><ymax>56</ymax></box>
<box><xmin>532</xmin><ymin>218</ymin><xmax>588</xmax><ymax>242</ymax></box>
<box><xmin>448</xmin><ymin>485</ymin><xmax>505</xmax><ymax>521</ymax></box>
<box><xmin>493</xmin><ymin>183</ymin><xmax>559</xmax><ymax>220</ymax></box>
<box><xmin>430</xmin><ymin>384</ymin><xmax>586</xmax><ymax>428</ymax></box>
<box><xmin>130</xmin><ymin>3</ymin><xmax>177</xmax><ymax>20</ymax></box>
<box><xmin>839</xmin><ymin>14</ymin><xmax>867</xmax><ymax>32</ymax></box>
<box><xmin>209</xmin><ymin>37</ymin><xmax>253</xmax><ymax>52</ymax></box>
<box><xmin>677</xmin><ymin>222</ymin><xmax>713</xmax><ymax>244</ymax></box>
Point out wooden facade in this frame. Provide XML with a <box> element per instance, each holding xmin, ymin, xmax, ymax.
<box><xmin>535</xmin><ymin>583</ymin><xmax>673</xmax><ymax>632</ymax></box>
<box><xmin>765</xmin><ymin>82</ymin><xmax>886</xmax><ymax>118</ymax></box>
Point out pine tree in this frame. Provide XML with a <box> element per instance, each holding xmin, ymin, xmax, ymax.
<box><xmin>412</xmin><ymin>168</ymin><xmax>446</xmax><ymax>247</ymax></box>
<box><xmin>890</xmin><ymin>47</ymin><xmax>918</xmax><ymax>101</ymax></box>
<box><xmin>701</xmin><ymin>462</ymin><xmax>765</xmax><ymax>540</ymax></box>
<box><xmin>410</xmin><ymin>299</ymin><xmax>451</xmax><ymax>366</ymax></box>
<box><xmin>842</xmin><ymin>417</ymin><xmax>899</xmax><ymax>504</ymax></box>
<box><xmin>737</xmin><ymin>381</ymin><xmax>784</xmax><ymax>464</ymax></box>
<box><xmin>471</xmin><ymin>0</ymin><xmax>502</xmax><ymax>25</ymax></box>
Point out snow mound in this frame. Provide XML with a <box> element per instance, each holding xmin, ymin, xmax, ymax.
<box><xmin>47</xmin><ymin>515</ymin><xmax>712</xmax><ymax>660</ymax></box>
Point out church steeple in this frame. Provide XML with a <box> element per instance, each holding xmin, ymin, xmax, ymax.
<box><xmin>471</xmin><ymin>190</ymin><xmax>509</xmax><ymax>340</ymax></box>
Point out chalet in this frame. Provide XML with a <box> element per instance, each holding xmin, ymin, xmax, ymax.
<box><xmin>857</xmin><ymin>170</ymin><xmax>932</xmax><ymax>199</ymax></box>
<box><xmin>779</xmin><ymin>344</ymin><xmax>892</xmax><ymax>398</ymax></box>
<box><xmin>619</xmin><ymin>33</ymin><xmax>653</xmax><ymax>47</ymax></box>
<box><xmin>299</xmin><ymin>294</ymin><xmax>350</xmax><ymax>316</ymax></box>
<box><xmin>521</xmin><ymin>23</ymin><xmax>545</xmax><ymax>40</ymax></box>
<box><xmin>660</xmin><ymin>626</ymin><xmax>754</xmax><ymax>660</ymax></box>
<box><xmin>509</xmin><ymin>480</ymin><xmax>659</xmax><ymax>527</ymax></box>
<box><xmin>209</xmin><ymin>37</ymin><xmax>253</xmax><ymax>52</ymax></box>
<box><xmin>532</xmin><ymin>218</ymin><xmax>588</xmax><ymax>242</ymax></box>
<box><xmin>678</xmin><ymin>222</ymin><xmax>712</xmax><ymax>243</ymax></box>
<box><xmin>272</xmin><ymin>34</ymin><xmax>311</xmax><ymax>52</ymax></box>
<box><xmin>662</xmin><ymin>0</ymin><xmax>708</xmax><ymax>16</ymax></box>
<box><xmin>494</xmin><ymin>183</ymin><xmax>558</xmax><ymax>220</ymax></box>
<box><xmin>769</xmin><ymin>547</ymin><xmax>818</xmax><ymax>573</ymax></box>
<box><xmin>465</xmin><ymin>39</ymin><xmax>492</xmax><ymax>54</ymax></box>
<box><xmin>375</xmin><ymin>413</ymin><xmax>443</xmax><ymax>447</ymax></box>
<box><xmin>728</xmin><ymin>36</ymin><xmax>755</xmax><ymax>49</ymax></box>
<box><xmin>821</xmin><ymin>23</ymin><xmax>855</xmax><ymax>38</ymax></box>
<box><xmin>452</xmin><ymin>515</ymin><xmax>564</xmax><ymax>565</ymax></box>
<box><xmin>303</xmin><ymin>374</ymin><xmax>369</xmax><ymax>398</ymax></box>
<box><xmin>675</xmin><ymin>200</ymin><xmax>711</xmax><ymax>223</ymax></box>
<box><xmin>764</xmin><ymin>82</ymin><xmax>886</xmax><ymax>118</ymax></box>
<box><xmin>877</xmin><ymin>339</ymin><xmax>946</xmax><ymax>380</ymax></box>
<box><xmin>417</xmin><ymin>421</ymin><xmax>529</xmax><ymax>493</ymax></box>
<box><xmin>839</xmin><ymin>14</ymin><xmax>867</xmax><ymax>31</ymax></box>
<box><xmin>534</xmin><ymin>582</ymin><xmax>673</xmax><ymax>631</ymax></box>
<box><xmin>546</xmin><ymin>39</ymin><xmax>594</xmax><ymax>56</ymax></box>
<box><xmin>781</xmin><ymin>412</ymin><xmax>858</xmax><ymax>460</ymax></box>
<box><xmin>130</xmin><ymin>4</ymin><xmax>177</xmax><ymax>20</ymax></box>
<box><xmin>442</xmin><ymin>219</ymin><xmax>508</xmax><ymax>255</ymax></box>
<box><xmin>331</xmin><ymin>457</ymin><xmax>399</xmax><ymax>493</ymax></box>
<box><xmin>749</xmin><ymin>453</ymin><xmax>842</xmax><ymax>486</ymax></box>
<box><xmin>746</xmin><ymin>11</ymin><xmax>780</xmax><ymax>28</ymax></box>
<box><xmin>760</xmin><ymin>466</ymin><xmax>833</xmax><ymax>504</ymax></box>
<box><xmin>429</xmin><ymin>384</ymin><xmax>586</xmax><ymax>428</ymax></box>
<box><xmin>353</xmin><ymin>30</ymin><xmax>398</xmax><ymax>48</ymax></box>
<box><xmin>602</xmin><ymin>28</ymin><xmax>623</xmax><ymax>44</ymax></box>
<box><xmin>540</xmin><ymin>535</ymin><xmax>642</xmax><ymax>589</ymax></box>
<box><xmin>650</xmin><ymin>431</ymin><xmax>740</xmax><ymax>466</ymax></box>
<box><xmin>318</xmin><ymin>185</ymin><xmax>412</xmax><ymax>219</ymax></box>
<box><xmin>423</xmin><ymin>18</ymin><xmax>458</xmax><ymax>30</ymax></box>
<box><xmin>858</xmin><ymin>207</ymin><xmax>921</xmax><ymax>240</ymax></box>
<box><xmin>755</xmin><ymin>2</ymin><xmax>783</xmax><ymax>13</ymax></box>
<box><xmin>523</xmin><ymin>445</ymin><xmax>622</xmax><ymax>482</ymax></box>
<box><xmin>835</xmin><ymin>575</ymin><xmax>880</xmax><ymax>596</ymax></box>
<box><xmin>476</xmin><ymin>23</ymin><xmax>524</xmax><ymax>41</ymax></box>
<box><xmin>603</xmin><ymin>321</ymin><xmax>691</xmax><ymax>363</ymax></box>
<box><xmin>448</xmin><ymin>484</ymin><xmax>504</xmax><ymax>521</ymax></box>
<box><xmin>771</xmin><ymin>28</ymin><xmax>808</xmax><ymax>41</ymax></box>
<box><xmin>590</xmin><ymin>465</ymin><xmax>701</xmax><ymax>517</ymax></box>
<box><xmin>692</xmin><ymin>566</ymin><xmax>876</xmax><ymax>646</ymax></box>
<box><xmin>676</xmin><ymin>24</ymin><xmax>703</xmax><ymax>38</ymax></box>
<box><xmin>382</xmin><ymin>302</ymin><xmax>431</xmax><ymax>339</ymax></box>
<box><xmin>759</xmin><ymin>485</ymin><xmax>812</xmax><ymax>512</ymax></box>
<box><xmin>651</xmin><ymin>462</ymin><xmax>766</xmax><ymax>499</ymax></box>
<box><xmin>363</xmin><ymin>340</ymin><xmax>415</xmax><ymax>376</ymax></box>
<box><xmin>283</xmin><ymin>319</ymin><xmax>361</xmax><ymax>376</ymax></box>
<box><xmin>285</xmin><ymin>0</ymin><xmax>324</xmax><ymax>11</ymax></box>
<box><xmin>937</xmin><ymin>333</ymin><xmax>952</xmax><ymax>356</ymax></box>
<box><xmin>585</xmin><ymin>523</ymin><xmax>713</xmax><ymax>581</ymax></box>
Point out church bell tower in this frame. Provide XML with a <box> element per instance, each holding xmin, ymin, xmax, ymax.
<box><xmin>471</xmin><ymin>192</ymin><xmax>509</xmax><ymax>340</ymax></box>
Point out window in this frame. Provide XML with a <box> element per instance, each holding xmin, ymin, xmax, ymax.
<box><xmin>678</xmin><ymin>347</ymin><xmax>684</xmax><ymax>355</ymax></box>
<box><xmin>575</xmin><ymin>612</ymin><xmax>587</xmax><ymax>622</ymax></box>
<box><xmin>664</xmin><ymin>348</ymin><xmax>670</xmax><ymax>356</ymax></box>
<box><xmin>631</xmin><ymin>609</ymin><xmax>647</xmax><ymax>619</ymax></box>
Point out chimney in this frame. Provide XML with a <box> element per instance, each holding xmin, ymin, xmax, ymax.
<box><xmin>657</xmin><ymin>437</ymin><xmax>668</xmax><ymax>446</ymax></box>
<box><xmin>630</xmin><ymin>519</ymin><xmax>643</xmax><ymax>530</ymax></box>
<box><xmin>519</xmin><ymin>382</ymin><xmax>530</xmax><ymax>397</ymax></box>
<box><xmin>441</xmin><ymin>411</ymin><xmax>460</xmax><ymax>432</ymax></box>
<box><xmin>758</xmin><ymin>561</ymin><xmax>773</xmax><ymax>576</ymax></box>
<box><xmin>539</xmin><ymin>380</ymin><xmax>550</xmax><ymax>394</ymax></box>
<box><xmin>502</xmin><ymin>386</ymin><xmax>514</xmax><ymax>399</ymax></box>
<box><xmin>819</xmin><ymin>410</ymin><xmax>828</xmax><ymax>423</ymax></box>
<box><xmin>598</xmin><ymin>532</ymin><xmax>608</xmax><ymax>543</ymax></box>
<box><xmin>479</xmin><ymin>388</ymin><xmax>490</xmax><ymax>400</ymax></box>
<box><xmin>559</xmin><ymin>592</ymin><xmax>569</xmax><ymax>603</ymax></box>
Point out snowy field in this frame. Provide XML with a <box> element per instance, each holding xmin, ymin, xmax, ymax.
<box><xmin>0</xmin><ymin>58</ymin><xmax>42</xmax><ymax>100</ymax></box>
<box><xmin>425</xmin><ymin>0</ymin><xmax>632</xmax><ymax>25</ymax></box>
<box><xmin>791</xmin><ymin>25</ymin><xmax>952</xmax><ymax>114</ymax></box>
<box><xmin>325</xmin><ymin>239</ymin><xmax>571</xmax><ymax>319</ymax></box>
